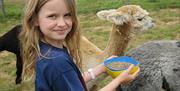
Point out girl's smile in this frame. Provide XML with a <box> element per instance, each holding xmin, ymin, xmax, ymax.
<box><xmin>54</xmin><ymin>29</ymin><xmax>67</xmax><ymax>35</ymax></box>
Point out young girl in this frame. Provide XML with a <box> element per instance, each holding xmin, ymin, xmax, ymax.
<box><xmin>19</xmin><ymin>0</ymin><xmax>140</xmax><ymax>91</ymax></box>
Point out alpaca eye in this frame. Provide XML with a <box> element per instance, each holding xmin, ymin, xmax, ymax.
<box><xmin>138</xmin><ymin>18</ymin><xmax>143</xmax><ymax>21</ymax></box>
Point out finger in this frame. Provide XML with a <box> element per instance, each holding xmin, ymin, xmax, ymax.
<box><xmin>107</xmin><ymin>55</ymin><xmax>118</xmax><ymax>60</ymax></box>
<box><xmin>132</xmin><ymin>67</ymin><xmax>140</xmax><ymax>78</ymax></box>
<box><xmin>126</xmin><ymin>64</ymin><xmax>134</xmax><ymax>73</ymax></box>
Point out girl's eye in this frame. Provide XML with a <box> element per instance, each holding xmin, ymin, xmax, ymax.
<box><xmin>64</xmin><ymin>13</ymin><xmax>71</xmax><ymax>17</ymax></box>
<box><xmin>48</xmin><ymin>15</ymin><xmax>56</xmax><ymax>19</ymax></box>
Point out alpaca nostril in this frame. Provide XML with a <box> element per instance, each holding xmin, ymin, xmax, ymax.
<box><xmin>152</xmin><ymin>20</ymin><xmax>156</xmax><ymax>23</ymax></box>
<box><xmin>162</xmin><ymin>76</ymin><xmax>170</xmax><ymax>91</ymax></box>
<box><xmin>176</xmin><ymin>41</ymin><xmax>180</xmax><ymax>47</ymax></box>
<box><xmin>173</xmin><ymin>68</ymin><xmax>180</xmax><ymax>72</ymax></box>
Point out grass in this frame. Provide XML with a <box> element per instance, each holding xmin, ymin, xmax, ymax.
<box><xmin>0</xmin><ymin>0</ymin><xmax>23</xmax><ymax>35</ymax></box>
<box><xmin>0</xmin><ymin>0</ymin><xmax>180</xmax><ymax>90</ymax></box>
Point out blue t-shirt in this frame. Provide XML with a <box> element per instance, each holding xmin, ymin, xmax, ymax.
<box><xmin>35</xmin><ymin>42</ymin><xmax>87</xmax><ymax>91</ymax></box>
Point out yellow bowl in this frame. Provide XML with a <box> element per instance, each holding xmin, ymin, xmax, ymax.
<box><xmin>104</xmin><ymin>56</ymin><xmax>140</xmax><ymax>78</ymax></box>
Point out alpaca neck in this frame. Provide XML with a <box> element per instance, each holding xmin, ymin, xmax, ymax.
<box><xmin>104</xmin><ymin>23</ymin><xmax>132</xmax><ymax>57</ymax></box>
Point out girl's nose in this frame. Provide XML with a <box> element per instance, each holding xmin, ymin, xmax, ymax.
<box><xmin>57</xmin><ymin>18</ymin><xmax>66</xmax><ymax>27</ymax></box>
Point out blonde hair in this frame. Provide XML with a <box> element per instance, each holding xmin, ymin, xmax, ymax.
<box><xmin>19</xmin><ymin>0</ymin><xmax>82</xmax><ymax>81</ymax></box>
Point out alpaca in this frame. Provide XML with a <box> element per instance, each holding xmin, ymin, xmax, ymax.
<box><xmin>81</xmin><ymin>5</ymin><xmax>155</xmax><ymax>90</ymax></box>
<box><xmin>82</xmin><ymin>5</ymin><xmax>155</xmax><ymax>70</ymax></box>
<box><xmin>0</xmin><ymin>25</ymin><xmax>22</xmax><ymax>84</ymax></box>
<box><xmin>122</xmin><ymin>40</ymin><xmax>180</xmax><ymax>91</ymax></box>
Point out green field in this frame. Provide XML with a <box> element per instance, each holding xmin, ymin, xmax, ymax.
<box><xmin>0</xmin><ymin>0</ymin><xmax>180</xmax><ymax>90</ymax></box>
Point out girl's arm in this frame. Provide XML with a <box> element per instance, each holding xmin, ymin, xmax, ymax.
<box><xmin>83</xmin><ymin>63</ymin><xmax>106</xmax><ymax>83</ymax></box>
<box><xmin>83</xmin><ymin>55</ymin><xmax>117</xmax><ymax>82</ymax></box>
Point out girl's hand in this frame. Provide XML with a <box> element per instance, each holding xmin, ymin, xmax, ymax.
<box><xmin>117</xmin><ymin>64</ymin><xmax>140</xmax><ymax>85</ymax></box>
<box><xmin>99</xmin><ymin>64</ymin><xmax>140</xmax><ymax>91</ymax></box>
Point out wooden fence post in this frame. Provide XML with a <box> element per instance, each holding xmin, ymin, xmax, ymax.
<box><xmin>0</xmin><ymin>0</ymin><xmax>6</xmax><ymax>16</ymax></box>
<box><xmin>123</xmin><ymin>0</ymin><xmax>130</xmax><ymax>5</ymax></box>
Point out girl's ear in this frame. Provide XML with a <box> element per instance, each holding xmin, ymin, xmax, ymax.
<box><xmin>34</xmin><ymin>20</ymin><xmax>39</xmax><ymax>26</ymax></box>
<box><xmin>34</xmin><ymin>16</ymin><xmax>39</xmax><ymax>26</ymax></box>
<box><xmin>106</xmin><ymin>12</ymin><xmax>132</xmax><ymax>25</ymax></box>
<box><xmin>96</xmin><ymin>9</ymin><xmax>117</xmax><ymax>20</ymax></box>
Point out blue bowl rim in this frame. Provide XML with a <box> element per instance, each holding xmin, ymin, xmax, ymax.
<box><xmin>104</xmin><ymin>56</ymin><xmax>139</xmax><ymax>71</ymax></box>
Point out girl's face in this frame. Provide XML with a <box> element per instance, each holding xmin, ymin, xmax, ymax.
<box><xmin>37</xmin><ymin>0</ymin><xmax>72</xmax><ymax>47</ymax></box>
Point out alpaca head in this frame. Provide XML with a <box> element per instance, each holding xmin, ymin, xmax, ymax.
<box><xmin>97</xmin><ymin>5</ymin><xmax>155</xmax><ymax>33</ymax></box>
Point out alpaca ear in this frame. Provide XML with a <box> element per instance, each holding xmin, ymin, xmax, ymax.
<box><xmin>107</xmin><ymin>12</ymin><xmax>132</xmax><ymax>25</ymax></box>
<box><xmin>96</xmin><ymin>9</ymin><xmax>117</xmax><ymax>20</ymax></box>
